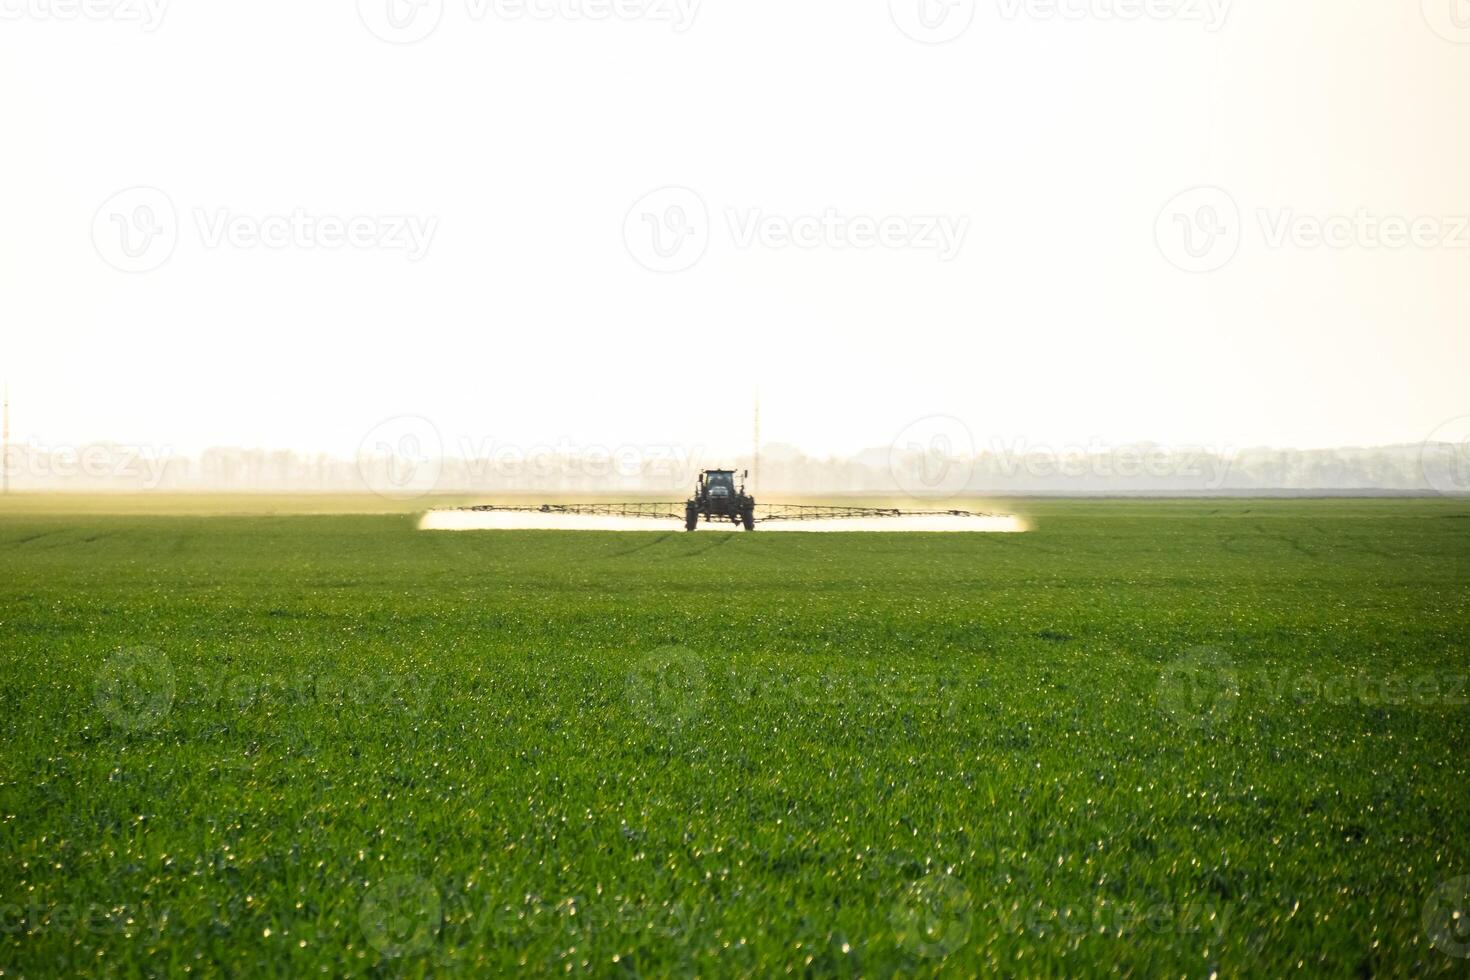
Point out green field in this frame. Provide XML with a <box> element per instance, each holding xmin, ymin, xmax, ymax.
<box><xmin>2</xmin><ymin>498</ymin><xmax>1468</xmax><ymax>976</ymax></box>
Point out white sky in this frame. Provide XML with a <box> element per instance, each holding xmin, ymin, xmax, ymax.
<box><xmin>2</xmin><ymin>0</ymin><xmax>1468</xmax><ymax>458</ymax></box>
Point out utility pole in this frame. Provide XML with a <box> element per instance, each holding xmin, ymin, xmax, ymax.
<box><xmin>752</xmin><ymin>387</ymin><xmax>761</xmax><ymax>497</ymax></box>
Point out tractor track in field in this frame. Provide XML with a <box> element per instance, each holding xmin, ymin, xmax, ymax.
<box><xmin>600</xmin><ymin>533</ymin><xmax>678</xmax><ymax>560</ymax></box>
<box><xmin>4</xmin><ymin>529</ymin><xmax>118</xmax><ymax>551</ymax></box>
<box><xmin>671</xmin><ymin>532</ymin><xmax>739</xmax><ymax>559</ymax></box>
<box><xmin>1258</xmin><ymin>524</ymin><xmax>1319</xmax><ymax>557</ymax></box>
<box><xmin>6</xmin><ymin>530</ymin><xmax>61</xmax><ymax>547</ymax></box>
<box><xmin>1218</xmin><ymin>522</ymin><xmax>1403</xmax><ymax>561</ymax></box>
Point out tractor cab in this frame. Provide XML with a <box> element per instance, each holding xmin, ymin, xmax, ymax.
<box><xmin>703</xmin><ymin>470</ymin><xmax>736</xmax><ymax>498</ymax></box>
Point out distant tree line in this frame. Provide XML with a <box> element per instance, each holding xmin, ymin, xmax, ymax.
<box><xmin>0</xmin><ymin>441</ymin><xmax>1455</xmax><ymax>494</ymax></box>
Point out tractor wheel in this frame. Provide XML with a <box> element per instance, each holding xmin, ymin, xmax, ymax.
<box><xmin>685</xmin><ymin>504</ymin><xmax>699</xmax><ymax>532</ymax></box>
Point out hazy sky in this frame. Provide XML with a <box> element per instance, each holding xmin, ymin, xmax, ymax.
<box><xmin>3</xmin><ymin>0</ymin><xmax>1468</xmax><ymax>458</ymax></box>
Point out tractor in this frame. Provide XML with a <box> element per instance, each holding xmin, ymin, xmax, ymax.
<box><xmin>686</xmin><ymin>469</ymin><xmax>756</xmax><ymax>531</ymax></box>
